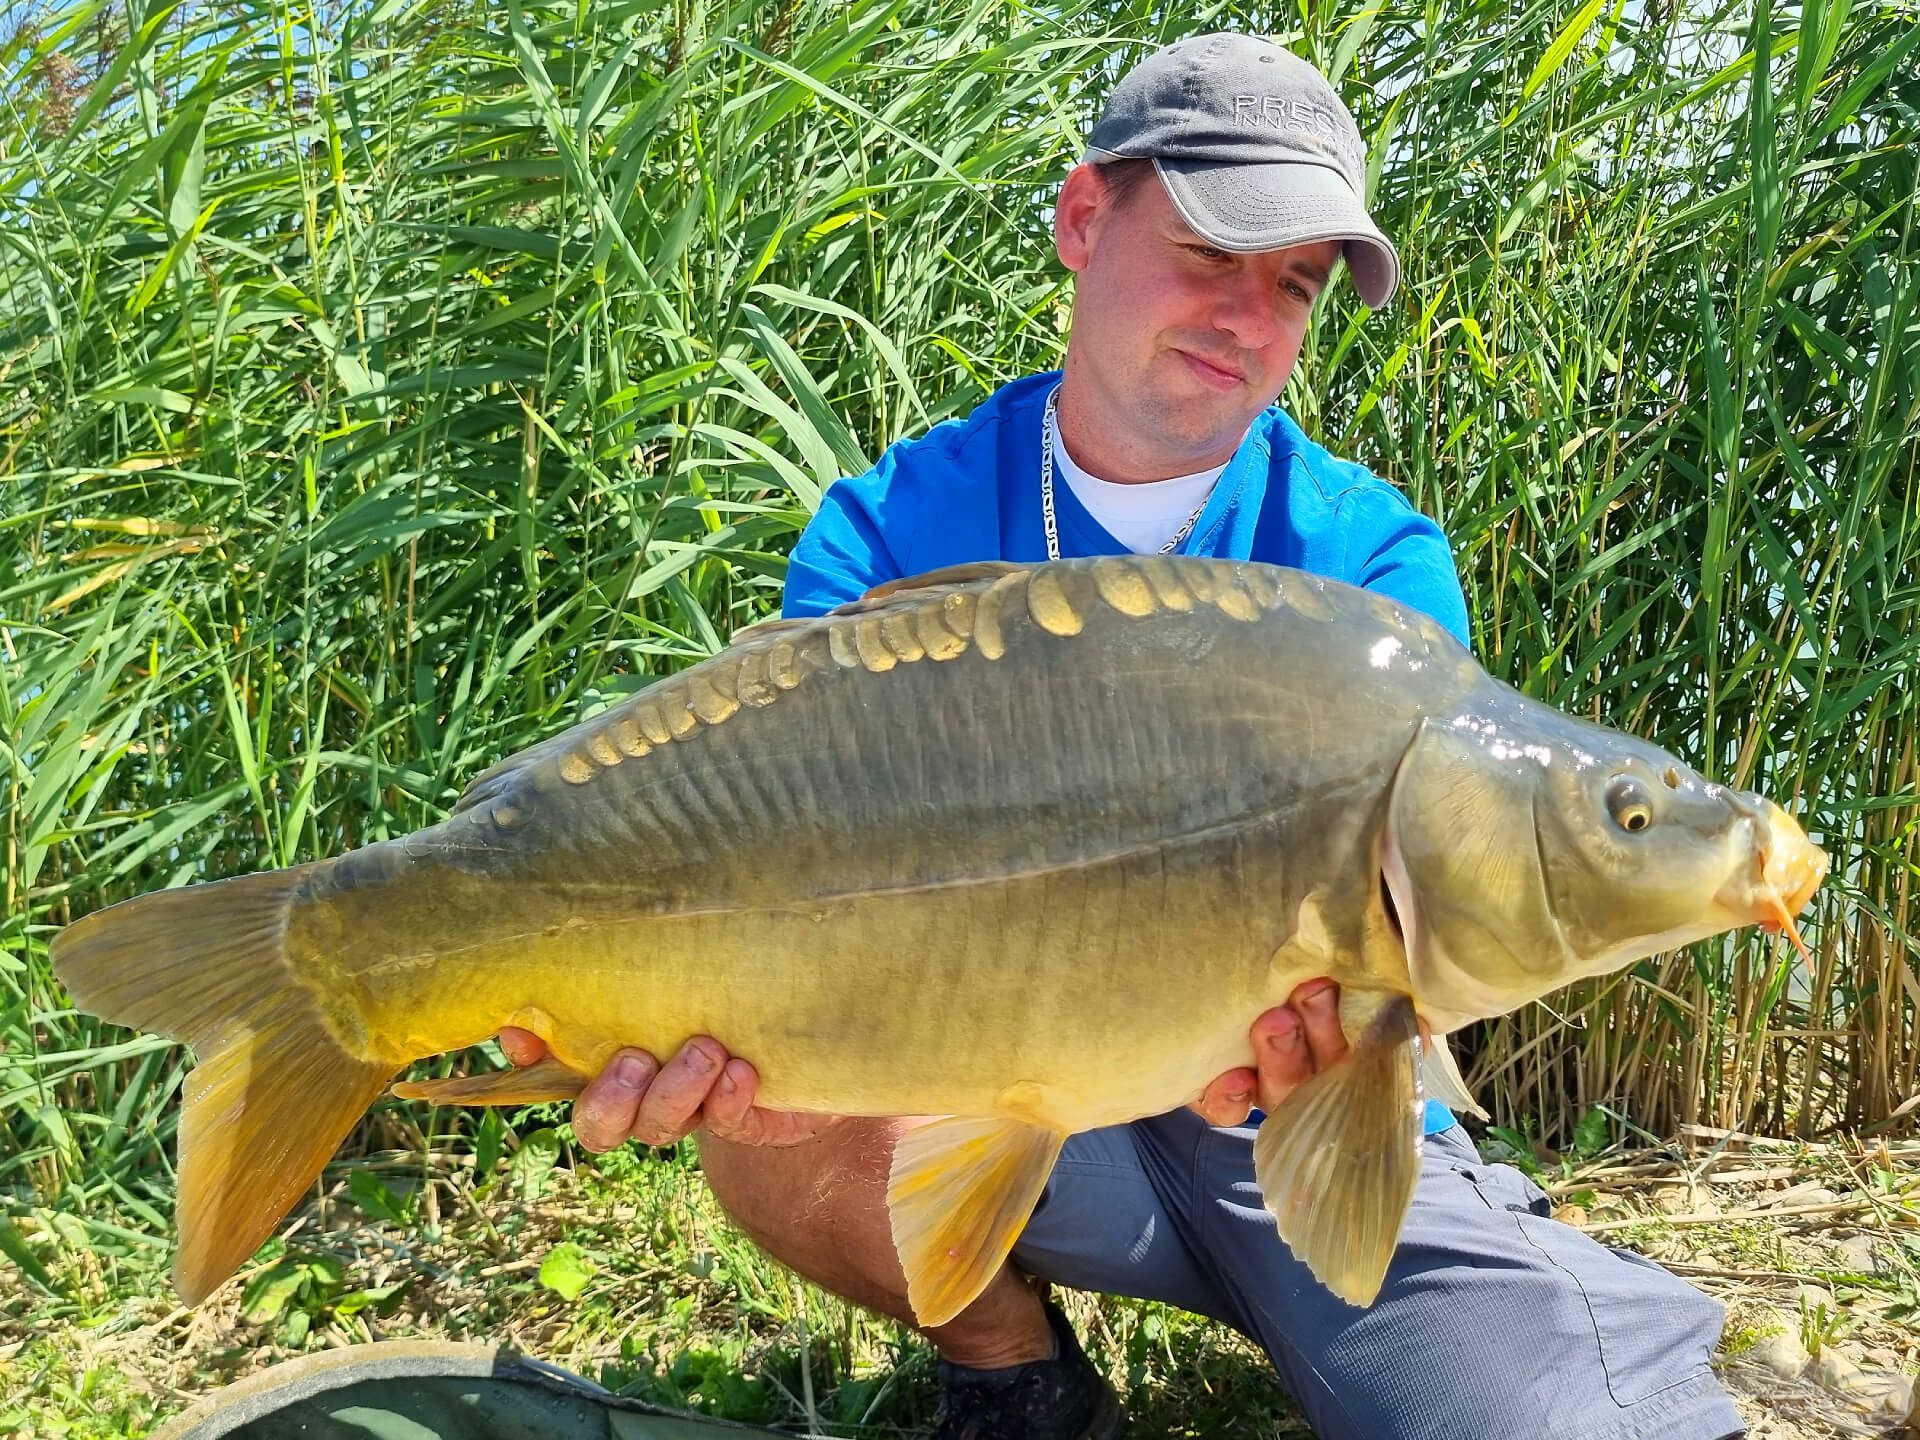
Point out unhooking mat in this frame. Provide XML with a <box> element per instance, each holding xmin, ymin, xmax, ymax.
<box><xmin>150</xmin><ymin>1339</ymin><xmax>788</xmax><ymax>1440</ymax></box>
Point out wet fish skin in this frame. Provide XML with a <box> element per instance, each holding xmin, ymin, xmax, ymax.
<box><xmin>50</xmin><ymin>556</ymin><xmax>1826</xmax><ymax>1319</ymax></box>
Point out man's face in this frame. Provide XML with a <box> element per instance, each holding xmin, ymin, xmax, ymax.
<box><xmin>1055</xmin><ymin>163</ymin><xmax>1344</xmax><ymax>476</ymax></box>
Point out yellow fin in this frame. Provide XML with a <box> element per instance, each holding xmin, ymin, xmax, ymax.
<box><xmin>50</xmin><ymin>868</ymin><xmax>397</xmax><ymax>1304</ymax></box>
<box><xmin>1253</xmin><ymin>992</ymin><xmax>1422</xmax><ymax>1308</ymax></box>
<box><xmin>176</xmin><ymin>1015</ymin><xmax>394</xmax><ymax>1303</ymax></box>
<box><xmin>887</xmin><ymin>1116</ymin><xmax>1064</xmax><ymax>1328</ymax></box>
<box><xmin>392</xmin><ymin>1057</ymin><xmax>587</xmax><ymax>1106</ymax></box>
<box><xmin>1418</xmin><ymin>1033</ymin><xmax>1489</xmax><ymax>1121</ymax></box>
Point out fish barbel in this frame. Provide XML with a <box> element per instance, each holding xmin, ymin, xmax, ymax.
<box><xmin>51</xmin><ymin>557</ymin><xmax>1827</xmax><ymax>1321</ymax></box>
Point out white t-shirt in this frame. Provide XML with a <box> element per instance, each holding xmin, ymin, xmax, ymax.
<box><xmin>1053</xmin><ymin>429</ymin><xmax>1226</xmax><ymax>554</ymax></box>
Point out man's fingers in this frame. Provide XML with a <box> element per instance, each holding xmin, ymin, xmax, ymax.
<box><xmin>1252</xmin><ymin>1004</ymin><xmax>1314</xmax><ymax>1111</ymax></box>
<box><xmin>565</xmin><ymin>1040</ymin><xmax>823</xmax><ymax>1153</ymax></box>
<box><xmin>731</xmin><ymin>1107</ymin><xmax>843</xmax><ymax>1148</ymax></box>
<box><xmin>573</xmin><ymin>1048</ymin><xmax>658</xmax><ymax>1153</ymax></box>
<box><xmin>704</xmin><ymin>1063</ymin><xmax>846</xmax><ymax>1147</ymax></box>
<box><xmin>630</xmin><ymin>1037</ymin><xmax>729</xmax><ymax>1145</ymax></box>
<box><xmin>498</xmin><ymin>1026</ymin><xmax>548</xmax><ymax>1068</ymax></box>
<box><xmin>701</xmin><ymin>1058</ymin><xmax>759</xmax><ymax>1134</ymax></box>
<box><xmin>1291</xmin><ymin>979</ymin><xmax>1348</xmax><ymax>1070</ymax></box>
<box><xmin>1192</xmin><ymin>1068</ymin><xmax>1257</xmax><ymax>1127</ymax></box>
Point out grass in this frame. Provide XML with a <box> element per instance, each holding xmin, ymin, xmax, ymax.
<box><xmin>0</xmin><ymin>1118</ymin><xmax>1312</xmax><ymax>1439</ymax></box>
<box><xmin>1</xmin><ymin>0</ymin><xmax>1911</xmax><ymax>1171</ymax></box>
<box><xmin>8</xmin><ymin>1118</ymin><xmax>1918</xmax><ymax>1437</ymax></box>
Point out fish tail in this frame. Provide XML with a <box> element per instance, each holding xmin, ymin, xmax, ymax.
<box><xmin>51</xmin><ymin>867</ymin><xmax>395</xmax><ymax>1304</ymax></box>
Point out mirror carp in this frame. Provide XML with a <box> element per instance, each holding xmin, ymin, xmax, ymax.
<box><xmin>52</xmin><ymin>556</ymin><xmax>1826</xmax><ymax>1323</ymax></box>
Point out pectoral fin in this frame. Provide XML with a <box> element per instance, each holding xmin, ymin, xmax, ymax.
<box><xmin>887</xmin><ymin>1116</ymin><xmax>1065</xmax><ymax>1328</ymax></box>
<box><xmin>1418</xmin><ymin>1033</ymin><xmax>1489</xmax><ymax>1121</ymax></box>
<box><xmin>1253</xmin><ymin>992</ymin><xmax>1423</xmax><ymax>1307</ymax></box>
<box><xmin>391</xmin><ymin>1057</ymin><xmax>588</xmax><ymax>1106</ymax></box>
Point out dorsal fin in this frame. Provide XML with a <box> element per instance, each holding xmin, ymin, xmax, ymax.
<box><xmin>728</xmin><ymin>564</ymin><xmax>1029</xmax><ymax>640</ymax></box>
<box><xmin>728</xmin><ymin>615</ymin><xmax>815</xmax><ymax>645</ymax></box>
<box><xmin>451</xmin><ymin>738</ymin><xmax>564</xmax><ymax>814</ymax></box>
<box><xmin>844</xmin><ymin>561</ymin><xmax>1031</xmax><ymax>609</ymax></box>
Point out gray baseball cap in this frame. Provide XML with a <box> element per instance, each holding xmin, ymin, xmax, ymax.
<box><xmin>1085</xmin><ymin>33</ymin><xmax>1400</xmax><ymax>308</ymax></box>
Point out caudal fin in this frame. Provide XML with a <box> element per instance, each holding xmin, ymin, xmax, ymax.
<box><xmin>51</xmin><ymin>869</ymin><xmax>396</xmax><ymax>1304</ymax></box>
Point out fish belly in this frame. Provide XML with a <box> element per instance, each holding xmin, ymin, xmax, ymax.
<box><xmin>313</xmin><ymin>821</ymin><xmax>1297</xmax><ymax>1136</ymax></box>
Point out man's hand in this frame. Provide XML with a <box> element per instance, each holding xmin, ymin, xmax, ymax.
<box><xmin>1190</xmin><ymin>978</ymin><xmax>1350</xmax><ymax>1127</ymax></box>
<box><xmin>497</xmin><ymin>1028</ymin><xmax>839</xmax><ymax>1152</ymax></box>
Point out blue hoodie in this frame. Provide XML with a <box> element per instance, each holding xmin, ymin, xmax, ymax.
<box><xmin>782</xmin><ymin>371</ymin><xmax>1467</xmax><ymax>1135</ymax></box>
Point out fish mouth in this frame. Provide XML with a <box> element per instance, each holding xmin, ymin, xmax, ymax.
<box><xmin>1713</xmin><ymin>799</ymin><xmax>1828</xmax><ymax>961</ymax></box>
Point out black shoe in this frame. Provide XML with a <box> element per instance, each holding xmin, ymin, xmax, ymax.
<box><xmin>930</xmin><ymin>1299</ymin><xmax>1125</xmax><ymax>1440</ymax></box>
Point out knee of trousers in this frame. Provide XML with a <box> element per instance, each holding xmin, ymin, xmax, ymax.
<box><xmin>1011</xmin><ymin>1124</ymin><xmax>1237</xmax><ymax>1322</ymax></box>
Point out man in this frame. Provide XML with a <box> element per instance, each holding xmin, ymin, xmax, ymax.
<box><xmin>504</xmin><ymin>33</ymin><xmax>1745</xmax><ymax>1440</ymax></box>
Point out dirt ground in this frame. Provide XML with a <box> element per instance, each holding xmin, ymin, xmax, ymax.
<box><xmin>1543</xmin><ymin>1124</ymin><xmax>1920</xmax><ymax>1438</ymax></box>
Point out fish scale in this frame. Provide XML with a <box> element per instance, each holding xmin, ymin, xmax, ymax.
<box><xmin>51</xmin><ymin>556</ymin><xmax>1827</xmax><ymax>1324</ymax></box>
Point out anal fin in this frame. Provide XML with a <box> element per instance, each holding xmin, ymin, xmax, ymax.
<box><xmin>887</xmin><ymin>1115</ymin><xmax>1064</xmax><ymax>1328</ymax></box>
<box><xmin>391</xmin><ymin>1057</ymin><xmax>587</xmax><ymax>1107</ymax></box>
<box><xmin>1253</xmin><ymin>991</ymin><xmax>1423</xmax><ymax>1308</ymax></box>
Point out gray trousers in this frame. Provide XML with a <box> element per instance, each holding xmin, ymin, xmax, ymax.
<box><xmin>1011</xmin><ymin>1112</ymin><xmax>1744</xmax><ymax>1440</ymax></box>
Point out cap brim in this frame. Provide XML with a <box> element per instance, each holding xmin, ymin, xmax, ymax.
<box><xmin>1154</xmin><ymin>157</ymin><xmax>1401</xmax><ymax>308</ymax></box>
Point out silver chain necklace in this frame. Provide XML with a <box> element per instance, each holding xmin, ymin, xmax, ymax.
<box><xmin>1041</xmin><ymin>385</ymin><xmax>1211</xmax><ymax>562</ymax></box>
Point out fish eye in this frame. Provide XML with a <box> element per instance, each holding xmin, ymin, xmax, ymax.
<box><xmin>1607</xmin><ymin>777</ymin><xmax>1655</xmax><ymax>833</ymax></box>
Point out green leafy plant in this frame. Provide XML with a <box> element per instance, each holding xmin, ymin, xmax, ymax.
<box><xmin>238</xmin><ymin>1245</ymin><xmax>407</xmax><ymax>1345</ymax></box>
<box><xmin>347</xmin><ymin>1170</ymin><xmax>416</xmax><ymax>1225</ymax></box>
<box><xmin>537</xmin><ymin>1241</ymin><xmax>598</xmax><ymax>1302</ymax></box>
<box><xmin>510</xmin><ymin>1128</ymin><xmax>562</xmax><ymax>1201</ymax></box>
<box><xmin>1798</xmin><ymin>1293</ymin><xmax>1854</xmax><ymax>1358</ymax></box>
